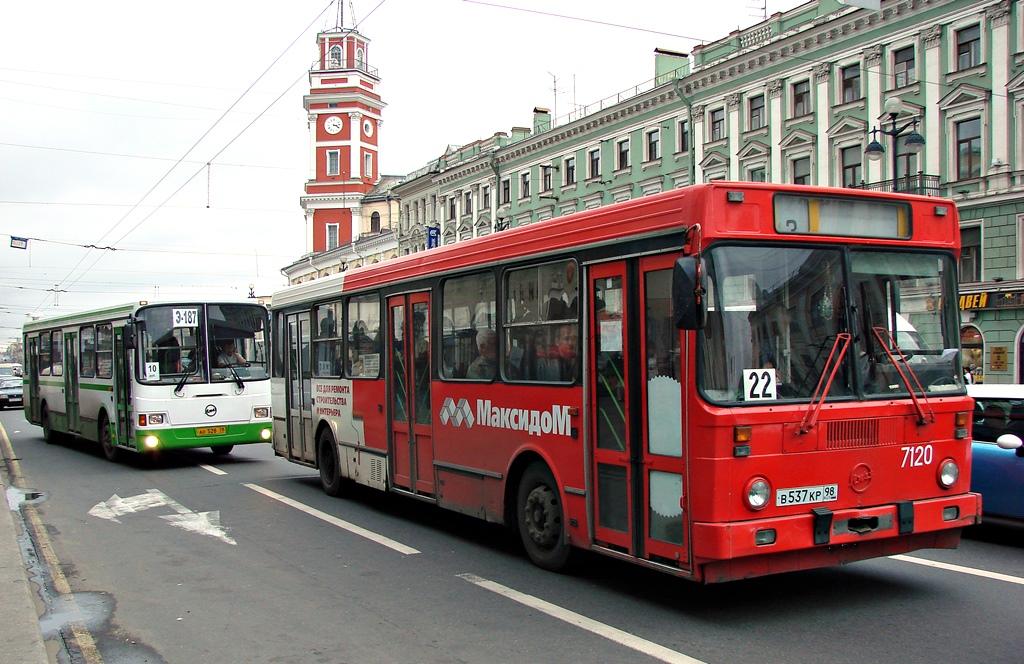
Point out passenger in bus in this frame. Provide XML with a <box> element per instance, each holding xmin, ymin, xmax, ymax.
<box><xmin>217</xmin><ymin>341</ymin><xmax>245</xmax><ymax>367</ymax></box>
<box><xmin>555</xmin><ymin>324</ymin><xmax>579</xmax><ymax>380</ymax></box>
<box><xmin>466</xmin><ymin>329</ymin><xmax>498</xmax><ymax>379</ymax></box>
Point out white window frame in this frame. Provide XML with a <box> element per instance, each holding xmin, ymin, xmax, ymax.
<box><xmin>327</xmin><ymin>223</ymin><xmax>339</xmax><ymax>250</ymax></box>
<box><xmin>961</xmin><ymin>220</ymin><xmax>983</xmax><ymax>283</ymax></box>
<box><xmin>326</xmin><ymin>149</ymin><xmax>340</xmax><ymax>176</ymax></box>
<box><xmin>364</xmin><ymin>152</ymin><xmax>373</xmax><ymax>179</ymax></box>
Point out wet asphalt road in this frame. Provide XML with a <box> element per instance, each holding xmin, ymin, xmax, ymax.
<box><xmin>2</xmin><ymin>407</ymin><xmax>1024</xmax><ymax>664</ymax></box>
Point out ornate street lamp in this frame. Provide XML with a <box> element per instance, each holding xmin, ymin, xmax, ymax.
<box><xmin>865</xmin><ymin>97</ymin><xmax>926</xmax><ymax>192</ymax></box>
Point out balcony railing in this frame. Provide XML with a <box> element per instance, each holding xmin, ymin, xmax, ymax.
<box><xmin>852</xmin><ymin>173</ymin><xmax>941</xmax><ymax>197</ymax></box>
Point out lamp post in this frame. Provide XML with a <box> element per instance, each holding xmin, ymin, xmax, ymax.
<box><xmin>864</xmin><ymin>97</ymin><xmax>925</xmax><ymax>192</ymax></box>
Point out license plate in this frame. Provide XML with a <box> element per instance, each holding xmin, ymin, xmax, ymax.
<box><xmin>195</xmin><ymin>426</ymin><xmax>227</xmax><ymax>436</ymax></box>
<box><xmin>776</xmin><ymin>484</ymin><xmax>838</xmax><ymax>507</ymax></box>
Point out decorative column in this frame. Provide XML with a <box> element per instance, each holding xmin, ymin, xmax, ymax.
<box><xmin>862</xmin><ymin>45</ymin><xmax>883</xmax><ymax>183</ymax></box>
<box><xmin>768</xmin><ymin>80</ymin><xmax>783</xmax><ymax>181</ymax></box>
<box><xmin>814</xmin><ymin>62</ymin><xmax>831</xmax><ymax>185</ymax></box>
<box><xmin>922</xmin><ymin>26</ymin><xmax>942</xmax><ymax>177</ymax></box>
<box><xmin>692</xmin><ymin>105</ymin><xmax>706</xmax><ymax>183</ymax></box>
<box><xmin>727</xmin><ymin>93</ymin><xmax>741</xmax><ymax>180</ymax></box>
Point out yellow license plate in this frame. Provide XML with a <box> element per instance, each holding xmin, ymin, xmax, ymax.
<box><xmin>195</xmin><ymin>426</ymin><xmax>227</xmax><ymax>436</ymax></box>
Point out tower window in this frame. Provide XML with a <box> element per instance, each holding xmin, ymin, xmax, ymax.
<box><xmin>364</xmin><ymin>152</ymin><xmax>373</xmax><ymax>179</ymax></box>
<box><xmin>327</xmin><ymin>150</ymin><xmax>340</xmax><ymax>176</ymax></box>
<box><xmin>329</xmin><ymin>45</ymin><xmax>342</xmax><ymax>68</ymax></box>
<box><xmin>327</xmin><ymin>223</ymin><xmax>339</xmax><ymax>250</ymax></box>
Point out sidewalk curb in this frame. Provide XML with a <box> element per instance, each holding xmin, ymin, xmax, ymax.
<box><xmin>0</xmin><ymin>476</ymin><xmax>49</xmax><ymax>664</ymax></box>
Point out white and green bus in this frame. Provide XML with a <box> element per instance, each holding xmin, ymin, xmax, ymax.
<box><xmin>23</xmin><ymin>300</ymin><xmax>272</xmax><ymax>461</ymax></box>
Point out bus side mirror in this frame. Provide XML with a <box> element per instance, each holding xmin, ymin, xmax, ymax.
<box><xmin>673</xmin><ymin>256</ymin><xmax>707</xmax><ymax>330</ymax></box>
<box><xmin>123</xmin><ymin>323</ymin><xmax>137</xmax><ymax>350</ymax></box>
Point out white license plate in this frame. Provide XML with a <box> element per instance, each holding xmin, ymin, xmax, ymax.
<box><xmin>776</xmin><ymin>484</ymin><xmax>839</xmax><ymax>507</ymax></box>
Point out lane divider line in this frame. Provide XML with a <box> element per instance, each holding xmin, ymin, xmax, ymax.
<box><xmin>199</xmin><ymin>464</ymin><xmax>227</xmax><ymax>476</ymax></box>
<box><xmin>457</xmin><ymin>573</ymin><xmax>706</xmax><ymax>664</ymax></box>
<box><xmin>241</xmin><ymin>483</ymin><xmax>419</xmax><ymax>555</ymax></box>
<box><xmin>1</xmin><ymin>420</ymin><xmax>104</xmax><ymax>664</ymax></box>
<box><xmin>892</xmin><ymin>554</ymin><xmax>1024</xmax><ymax>585</ymax></box>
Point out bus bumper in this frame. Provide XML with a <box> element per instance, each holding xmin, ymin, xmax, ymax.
<box><xmin>691</xmin><ymin>492</ymin><xmax>981</xmax><ymax>583</ymax></box>
<box><xmin>134</xmin><ymin>422</ymin><xmax>273</xmax><ymax>451</ymax></box>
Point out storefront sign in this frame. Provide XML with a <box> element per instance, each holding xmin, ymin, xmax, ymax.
<box><xmin>990</xmin><ymin>346</ymin><xmax>1008</xmax><ymax>371</ymax></box>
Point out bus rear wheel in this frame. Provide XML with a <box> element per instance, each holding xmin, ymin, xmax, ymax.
<box><xmin>516</xmin><ymin>462</ymin><xmax>572</xmax><ymax>571</ymax></box>
<box><xmin>318</xmin><ymin>430</ymin><xmax>345</xmax><ymax>497</ymax></box>
<box><xmin>211</xmin><ymin>445</ymin><xmax>233</xmax><ymax>455</ymax></box>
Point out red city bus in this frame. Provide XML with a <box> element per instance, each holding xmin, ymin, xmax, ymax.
<box><xmin>270</xmin><ymin>182</ymin><xmax>980</xmax><ymax>583</ymax></box>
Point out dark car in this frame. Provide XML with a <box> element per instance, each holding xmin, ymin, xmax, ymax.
<box><xmin>0</xmin><ymin>377</ymin><xmax>23</xmax><ymax>410</ymax></box>
<box><xmin>968</xmin><ymin>384</ymin><xmax>1024</xmax><ymax>524</ymax></box>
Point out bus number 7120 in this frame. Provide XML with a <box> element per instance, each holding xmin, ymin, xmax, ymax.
<box><xmin>901</xmin><ymin>444</ymin><xmax>934</xmax><ymax>468</ymax></box>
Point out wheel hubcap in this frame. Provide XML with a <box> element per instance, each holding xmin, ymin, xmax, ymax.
<box><xmin>524</xmin><ymin>485</ymin><xmax>560</xmax><ymax>549</ymax></box>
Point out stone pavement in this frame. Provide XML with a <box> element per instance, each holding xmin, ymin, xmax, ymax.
<box><xmin>0</xmin><ymin>475</ymin><xmax>49</xmax><ymax>664</ymax></box>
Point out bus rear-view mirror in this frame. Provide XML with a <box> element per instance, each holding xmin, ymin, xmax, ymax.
<box><xmin>672</xmin><ymin>256</ymin><xmax>707</xmax><ymax>330</ymax></box>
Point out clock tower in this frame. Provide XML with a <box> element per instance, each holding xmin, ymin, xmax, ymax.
<box><xmin>301</xmin><ymin>25</ymin><xmax>385</xmax><ymax>254</ymax></box>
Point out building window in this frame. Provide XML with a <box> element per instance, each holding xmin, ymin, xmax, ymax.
<box><xmin>748</xmin><ymin>167</ymin><xmax>766</xmax><ymax>182</ymax></box>
<box><xmin>956</xmin><ymin>25</ymin><xmax>981</xmax><ymax>70</ymax></box>
<box><xmin>521</xmin><ymin>171</ymin><xmax>531</xmax><ymax>198</ymax></box>
<box><xmin>710</xmin><ymin>108</ymin><xmax>725</xmax><ymax>141</ymax></box>
<box><xmin>542</xmin><ymin>166</ymin><xmax>553</xmax><ymax>191</ymax></box>
<box><xmin>327</xmin><ymin>223</ymin><xmax>339</xmax><ymax>250</ymax></box>
<box><xmin>449</xmin><ymin>197</ymin><xmax>456</xmax><ymax>220</ymax></box>
<box><xmin>646</xmin><ymin>129</ymin><xmax>660</xmax><ymax>161</ymax></box>
<box><xmin>893</xmin><ymin>46</ymin><xmax>915</xmax><ymax>88</ymax></box>
<box><xmin>961</xmin><ymin>225</ymin><xmax>981</xmax><ymax>282</ymax></box>
<box><xmin>679</xmin><ymin>120</ymin><xmax>690</xmax><ymax>152</ymax></box>
<box><xmin>589</xmin><ymin>148</ymin><xmax>601</xmax><ymax>178</ymax></box>
<box><xmin>956</xmin><ymin>118</ymin><xmax>982</xmax><ymax>179</ymax></box>
<box><xmin>896</xmin><ymin>149</ymin><xmax>918</xmax><ymax>180</ymax></box>
<box><xmin>564</xmin><ymin>156</ymin><xmax>576</xmax><ymax>185</ymax></box>
<box><xmin>501</xmin><ymin>179</ymin><xmax>510</xmax><ymax>204</ymax></box>
<box><xmin>617</xmin><ymin>139</ymin><xmax>630</xmax><ymax>169</ymax></box>
<box><xmin>329</xmin><ymin>45</ymin><xmax>342</xmax><ymax>68</ymax></box>
<box><xmin>748</xmin><ymin>95</ymin><xmax>765</xmax><ymax>130</ymax></box>
<box><xmin>482</xmin><ymin>185</ymin><xmax>490</xmax><ymax>208</ymax></box>
<box><xmin>371</xmin><ymin>211</ymin><xmax>381</xmax><ymax>232</ymax></box>
<box><xmin>364</xmin><ymin>152</ymin><xmax>373</xmax><ymax>179</ymax></box>
<box><xmin>841</xmin><ymin>146</ymin><xmax>862</xmax><ymax>187</ymax></box>
<box><xmin>841</xmin><ymin>65</ymin><xmax>861</xmax><ymax>103</ymax></box>
<box><xmin>464</xmin><ymin>191</ymin><xmax>473</xmax><ymax>215</ymax></box>
<box><xmin>792</xmin><ymin>157</ymin><xmax>811</xmax><ymax>185</ymax></box>
<box><xmin>326</xmin><ymin>150</ymin><xmax>340</xmax><ymax>176</ymax></box>
<box><xmin>792</xmin><ymin>80</ymin><xmax>810</xmax><ymax>117</ymax></box>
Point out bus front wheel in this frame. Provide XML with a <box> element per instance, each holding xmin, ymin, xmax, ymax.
<box><xmin>99</xmin><ymin>414</ymin><xmax>120</xmax><ymax>462</ymax></box>
<box><xmin>516</xmin><ymin>462</ymin><xmax>572</xmax><ymax>572</ymax></box>
<box><xmin>318</xmin><ymin>430</ymin><xmax>345</xmax><ymax>497</ymax></box>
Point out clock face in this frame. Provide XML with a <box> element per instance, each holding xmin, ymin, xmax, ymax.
<box><xmin>362</xmin><ymin>119</ymin><xmax>374</xmax><ymax>137</ymax></box>
<box><xmin>324</xmin><ymin>116</ymin><xmax>342</xmax><ymax>135</ymax></box>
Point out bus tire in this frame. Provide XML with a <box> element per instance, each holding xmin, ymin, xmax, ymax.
<box><xmin>41</xmin><ymin>406</ymin><xmax>60</xmax><ymax>445</ymax></box>
<box><xmin>211</xmin><ymin>445</ymin><xmax>234</xmax><ymax>455</ymax></box>
<box><xmin>318</xmin><ymin>430</ymin><xmax>344</xmax><ymax>497</ymax></box>
<box><xmin>516</xmin><ymin>462</ymin><xmax>572</xmax><ymax>572</ymax></box>
<box><xmin>99</xmin><ymin>413</ymin><xmax>120</xmax><ymax>463</ymax></box>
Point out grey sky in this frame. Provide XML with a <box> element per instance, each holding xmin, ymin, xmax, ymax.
<box><xmin>0</xmin><ymin>0</ymin><xmax>796</xmax><ymax>347</ymax></box>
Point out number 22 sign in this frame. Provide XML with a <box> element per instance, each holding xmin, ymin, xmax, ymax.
<box><xmin>743</xmin><ymin>368</ymin><xmax>777</xmax><ymax>401</ymax></box>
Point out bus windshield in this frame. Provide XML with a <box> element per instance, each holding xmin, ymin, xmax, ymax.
<box><xmin>137</xmin><ymin>303</ymin><xmax>269</xmax><ymax>385</ymax></box>
<box><xmin>699</xmin><ymin>245</ymin><xmax>961</xmax><ymax>405</ymax></box>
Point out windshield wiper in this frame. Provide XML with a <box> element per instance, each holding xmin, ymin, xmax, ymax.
<box><xmin>174</xmin><ymin>348</ymin><xmax>201</xmax><ymax>395</ymax></box>
<box><xmin>798</xmin><ymin>333</ymin><xmax>851</xmax><ymax>434</ymax></box>
<box><xmin>222</xmin><ymin>362</ymin><xmax>245</xmax><ymax>390</ymax></box>
<box><xmin>871</xmin><ymin>326</ymin><xmax>934</xmax><ymax>425</ymax></box>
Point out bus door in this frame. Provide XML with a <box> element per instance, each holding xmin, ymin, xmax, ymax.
<box><xmin>27</xmin><ymin>336</ymin><xmax>41</xmax><ymax>422</ymax></box>
<box><xmin>387</xmin><ymin>293</ymin><xmax>435</xmax><ymax>496</ymax></box>
<box><xmin>588</xmin><ymin>254</ymin><xmax>689</xmax><ymax>569</ymax></box>
<box><xmin>64</xmin><ymin>332</ymin><xmax>80</xmax><ymax>433</ymax></box>
<box><xmin>286</xmin><ymin>312</ymin><xmax>315</xmax><ymax>463</ymax></box>
<box><xmin>113</xmin><ymin>327</ymin><xmax>132</xmax><ymax>446</ymax></box>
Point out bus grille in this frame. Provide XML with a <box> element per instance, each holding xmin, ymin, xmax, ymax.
<box><xmin>826</xmin><ymin>418</ymin><xmax>899</xmax><ymax>449</ymax></box>
<box><xmin>370</xmin><ymin>457</ymin><xmax>384</xmax><ymax>484</ymax></box>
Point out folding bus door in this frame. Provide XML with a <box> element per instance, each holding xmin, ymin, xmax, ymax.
<box><xmin>286</xmin><ymin>312</ymin><xmax>315</xmax><ymax>463</ymax></box>
<box><xmin>387</xmin><ymin>292</ymin><xmax>435</xmax><ymax>496</ymax></box>
<box><xmin>64</xmin><ymin>332</ymin><xmax>80</xmax><ymax>433</ymax></box>
<box><xmin>588</xmin><ymin>254</ymin><xmax>689</xmax><ymax>570</ymax></box>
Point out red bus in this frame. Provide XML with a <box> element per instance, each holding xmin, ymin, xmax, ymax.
<box><xmin>269</xmin><ymin>182</ymin><xmax>980</xmax><ymax>583</ymax></box>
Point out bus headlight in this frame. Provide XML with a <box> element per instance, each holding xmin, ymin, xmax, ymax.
<box><xmin>260</xmin><ymin>428</ymin><xmax>272</xmax><ymax>441</ymax></box>
<box><xmin>253</xmin><ymin>407</ymin><xmax>270</xmax><ymax>419</ymax></box>
<box><xmin>744</xmin><ymin>477</ymin><xmax>771</xmax><ymax>511</ymax></box>
<box><xmin>937</xmin><ymin>459</ymin><xmax>959</xmax><ymax>489</ymax></box>
<box><xmin>148</xmin><ymin>413</ymin><xmax>166</xmax><ymax>425</ymax></box>
<box><xmin>144</xmin><ymin>435</ymin><xmax>160</xmax><ymax>449</ymax></box>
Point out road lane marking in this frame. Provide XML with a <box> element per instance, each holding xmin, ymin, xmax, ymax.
<box><xmin>457</xmin><ymin>573</ymin><xmax>705</xmax><ymax>664</ymax></box>
<box><xmin>1</xmin><ymin>420</ymin><xmax>104</xmax><ymax>664</ymax></box>
<box><xmin>892</xmin><ymin>554</ymin><xmax>1024</xmax><ymax>585</ymax></box>
<box><xmin>88</xmin><ymin>489</ymin><xmax>236</xmax><ymax>545</ymax></box>
<box><xmin>242</xmin><ymin>483</ymin><xmax>419</xmax><ymax>555</ymax></box>
<box><xmin>199</xmin><ymin>464</ymin><xmax>227</xmax><ymax>476</ymax></box>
